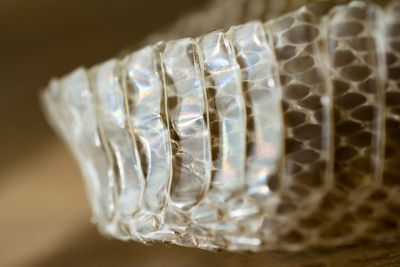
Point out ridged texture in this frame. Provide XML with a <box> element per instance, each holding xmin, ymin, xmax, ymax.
<box><xmin>42</xmin><ymin>1</ymin><xmax>400</xmax><ymax>252</ymax></box>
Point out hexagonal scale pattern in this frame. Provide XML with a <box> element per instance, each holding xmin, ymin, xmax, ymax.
<box><xmin>42</xmin><ymin>0</ymin><xmax>400</xmax><ymax>252</ymax></box>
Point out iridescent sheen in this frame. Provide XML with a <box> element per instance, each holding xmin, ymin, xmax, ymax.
<box><xmin>42</xmin><ymin>0</ymin><xmax>400</xmax><ymax>253</ymax></box>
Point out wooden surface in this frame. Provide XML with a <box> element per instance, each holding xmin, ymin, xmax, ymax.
<box><xmin>2</xmin><ymin>0</ymin><xmax>400</xmax><ymax>266</ymax></box>
<box><xmin>1</xmin><ymin>139</ymin><xmax>400</xmax><ymax>267</ymax></box>
<box><xmin>2</xmin><ymin>139</ymin><xmax>400</xmax><ymax>266</ymax></box>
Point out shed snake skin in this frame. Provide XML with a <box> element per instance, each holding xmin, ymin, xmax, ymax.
<box><xmin>42</xmin><ymin>0</ymin><xmax>400</xmax><ymax>252</ymax></box>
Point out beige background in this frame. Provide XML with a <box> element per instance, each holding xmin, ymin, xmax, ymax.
<box><xmin>1</xmin><ymin>1</ymin><xmax>400</xmax><ymax>266</ymax></box>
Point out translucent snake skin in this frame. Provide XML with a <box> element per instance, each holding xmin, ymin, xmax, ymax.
<box><xmin>42</xmin><ymin>1</ymin><xmax>400</xmax><ymax>252</ymax></box>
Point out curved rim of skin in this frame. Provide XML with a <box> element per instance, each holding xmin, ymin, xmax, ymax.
<box><xmin>162</xmin><ymin>37</ymin><xmax>212</xmax><ymax>211</ymax></box>
<box><xmin>382</xmin><ymin>0</ymin><xmax>400</xmax><ymax>193</ymax></box>
<box><xmin>186</xmin><ymin>30</ymin><xmax>248</xmax><ymax>250</ymax></box>
<box><xmin>227</xmin><ymin>21</ymin><xmax>284</xmax><ymax>198</ymax></box>
<box><xmin>196</xmin><ymin>30</ymin><xmax>247</xmax><ymax>203</ymax></box>
<box><xmin>318</xmin><ymin>1</ymin><xmax>386</xmax><ymax>246</ymax></box>
<box><xmin>42</xmin><ymin>69</ymin><xmax>121</xmax><ymax>237</ymax></box>
<box><xmin>90</xmin><ymin>59</ymin><xmax>146</xmax><ymax>241</ymax></box>
<box><xmin>224</xmin><ymin>21</ymin><xmax>286</xmax><ymax>251</ymax></box>
<box><xmin>122</xmin><ymin>45</ymin><xmax>174</xmax><ymax>241</ymax></box>
<box><xmin>263</xmin><ymin>6</ymin><xmax>334</xmax><ymax>250</ymax></box>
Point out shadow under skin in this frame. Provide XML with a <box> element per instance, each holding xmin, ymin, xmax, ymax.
<box><xmin>31</xmin><ymin>223</ymin><xmax>221</xmax><ymax>267</ymax></box>
<box><xmin>32</xmin><ymin>221</ymin><xmax>400</xmax><ymax>267</ymax></box>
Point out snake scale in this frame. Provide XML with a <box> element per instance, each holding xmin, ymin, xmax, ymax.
<box><xmin>42</xmin><ymin>0</ymin><xmax>400</xmax><ymax>252</ymax></box>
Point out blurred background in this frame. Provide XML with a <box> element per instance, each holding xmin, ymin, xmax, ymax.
<box><xmin>1</xmin><ymin>0</ymin><xmax>399</xmax><ymax>266</ymax></box>
<box><xmin>0</xmin><ymin>1</ymin><xmax>211</xmax><ymax>266</ymax></box>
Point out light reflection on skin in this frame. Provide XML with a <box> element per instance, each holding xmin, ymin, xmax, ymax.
<box><xmin>228</xmin><ymin>22</ymin><xmax>283</xmax><ymax>197</ymax></box>
<box><xmin>125</xmin><ymin>46</ymin><xmax>171</xmax><ymax>215</ymax></box>
<box><xmin>45</xmin><ymin>69</ymin><xmax>118</xmax><ymax>230</ymax></box>
<box><xmin>94</xmin><ymin>59</ymin><xmax>144</xmax><ymax>220</ymax></box>
<box><xmin>197</xmin><ymin>31</ymin><xmax>247</xmax><ymax>201</ymax></box>
<box><xmin>163</xmin><ymin>38</ymin><xmax>211</xmax><ymax>209</ymax></box>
